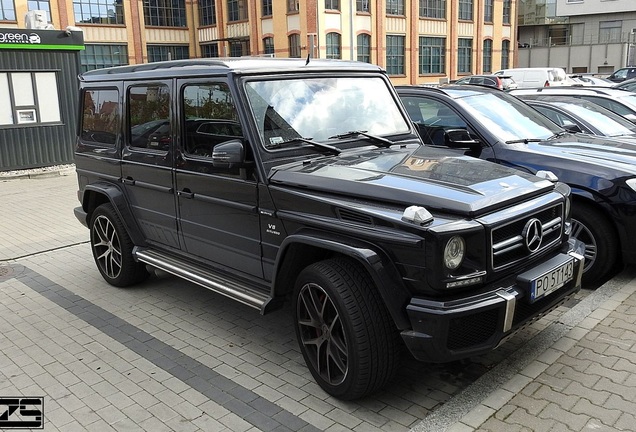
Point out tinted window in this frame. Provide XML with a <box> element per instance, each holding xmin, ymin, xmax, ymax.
<box><xmin>128</xmin><ymin>85</ymin><xmax>171</xmax><ymax>150</ymax></box>
<box><xmin>81</xmin><ymin>89</ymin><xmax>120</xmax><ymax>146</ymax></box>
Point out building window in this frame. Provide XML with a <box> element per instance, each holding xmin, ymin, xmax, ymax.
<box><xmin>287</xmin><ymin>0</ymin><xmax>299</xmax><ymax>12</ymax></box>
<box><xmin>458</xmin><ymin>38</ymin><xmax>472</xmax><ymax>73</ymax></box>
<box><xmin>80</xmin><ymin>44</ymin><xmax>128</xmax><ymax>73</ymax></box>
<box><xmin>484</xmin><ymin>0</ymin><xmax>493</xmax><ymax>23</ymax></box>
<box><xmin>386</xmin><ymin>35</ymin><xmax>405</xmax><ymax>75</ymax></box>
<box><xmin>147</xmin><ymin>45</ymin><xmax>189</xmax><ymax>62</ymax></box>
<box><xmin>357</xmin><ymin>33</ymin><xmax>371</xmax><ymax>63</ymax></box>
<box><xmin>326</xmin><ymin>32</ymin><xmax>341</xmax><ymax>59</ymax></box>
<box><xmin>483</xmin><ymin>39</ymin><xmax>492</xmax><ymax>73</ymax></box>
<box><xmin>600</xmin><ymin>20</ymin><xmax>622</xmax><ymax>43</ymax></box>
<box><xmin>459</xmin><ymin>0</ymin><xmax>473</xmax><ymax>20</ymax></box>
<box><xmin>501</xmin><ymin>40</ymin><xmax>510</xmax><ymax>69</ymax></box>
<box><xmin>0</xmin><ymin>0</ymin><xmax>15</xmax><ymax>20</ymax></box>
<box><xmin>420</xmin><ymin>0</ymin><xmax>445</xmax><ymax>19</ymax></box>
<box><xmin>356</xmin><ymin>0</ymin><xmax>369</xmax><ymax>12</ymax></box>
<box><xmin>325</xmin><ymin>0</ymin><xmax>339</xmax><ymax>10</ymax></box>
<box><xmin>230</xmin><ymin>39</ymin><xmax>249</xmax><ymax>56</ymax></box>
<box><xmin>386</xmin><ymin>0</ymin><xmax>404</xmax><ymax>15</ymax></box>
<box><xmin>80</xmin><ymin>89</ymin><xmax>120</xmax><ymax>146</ymax></box>
<box><xmin>144</xmin><ymin>0</ymin><xmax>186</xmax><ymax>27</ymax></box>
<box><xmin>0</xmin><ymin>72</ymin><xmax>61</xmax><ymax>126</ymax></box>
<box><xmin>503</xmin><ymin>0</ymin><xmax>511</xmax><ymax>25</ymax></box>
<box><xmin>419</xmin><ymin>36</ymin><xmax>445</xmax><ymax>74</ymax></box>
<box><xmin>201</xmin><ymin>43</ymin><xmax>219</xmax><ymax>57</ymax></box>
<box><xmin>262</xmin><ymin>0</ymin><xmax>272</xmax><ymax>16</ymax></box>
<box><xmin>74</xmin><ymin>0</ymin><xmax>125</xmax><ymax>24</ymax></box>
<box><xmin>263</xmin><ymin>37</ymin><xmax>274</xmax><ymax>55</ymax></box>
<box><xmin>28</xmin><ymin>1</ymin><xmax>52</xmax><ymax>23</ymax></box>
<box><xmin>289</xmin><ymin>34</ymin><xmax>301</xmax><ymax>57</ymax></box>
<box><xmin>228</xmin><ymin>0</ymin><xmax>247</xmax><ymax>21</ymax></box>
<box><xmin>199</xmin><ymin>0</ymin><xmax>216</xmax><ymax>26</ymax></box>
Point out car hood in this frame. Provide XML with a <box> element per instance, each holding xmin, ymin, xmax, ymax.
<box><xmin>269</xmin><ymin>146</ymin><xmax>555</xmax><ymax>217</ymax></box>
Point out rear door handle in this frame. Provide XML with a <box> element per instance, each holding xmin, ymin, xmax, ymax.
<box><xmin>123</xmin><ymin>177</ymin><xmax>135</xmax><ymax>185</ymax></box>
<box><xmin>178</xmin><ymin>189</ymin><xmax>194</xmax><ymax>199</ymax></box>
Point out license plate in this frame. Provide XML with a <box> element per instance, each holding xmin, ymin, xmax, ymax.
<box><xmin>530</xmin><ymin>259</ymin><xmax>574</xmax><ymax>303</ymax></box>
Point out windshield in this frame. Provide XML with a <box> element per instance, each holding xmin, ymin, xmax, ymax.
<box><xmin>245</xmin><ymin>76</ymin><xmax>411</xmax><ymax>147</ymax></box>
<box><xmin>554</xmin><ymin>101</ymin><xmax>636</xmax><ymax>137</ymax></box>
<box><xmin>446</xmin><ymin>89</ymin><xmax>562</xmax><ymax>142</ymax></box>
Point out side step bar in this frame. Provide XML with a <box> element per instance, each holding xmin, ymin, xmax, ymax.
<box><xmin>133</xmin><ymin>247</ymin><xmax>272</xmax><ymax>314</ymax></box>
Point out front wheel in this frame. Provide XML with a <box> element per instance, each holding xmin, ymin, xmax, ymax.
<box><xmin>570</xmin><ymin>203</ymin><xmax>619</xmax><ymax>285</ymax></box>
<box><xmin>293</xmin><ymin>258</ymin><xmax>400</xmax><ymax>399</ymax></box>
<box><xmin>90</xmin><ymin>203</ymin><xmax>148</xmax><ymax>287</ymax></box>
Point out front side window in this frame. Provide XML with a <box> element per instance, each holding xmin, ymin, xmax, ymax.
<box><xmin>80</xmin><ymin>44</ymin><xmax>128</xmax><ymax>72</ymax></box>
<box><xmin>419</xmin><ymin>36</ymin><xmax>445</xmax><ymax>74</ymax></box>
<box><xmin>326</xmin><ymin>33</ymin><xmax>341</xmax><ymax>59</ymax></box>
<box><xmin>228</xmin><ymin>0</ymin><xmax>247</xmax><ymax>21</ymax></box>
<box><xmin>289</xmin><ymin>33</ymin><xmax>301</xmax><ymax>58</ymax></box>
<box><xmin>128</xmin><ymin>85</ymin><xmax>171</xmax><ymax>150</ymax></box>
<box><xmin>325</xmin><ymin>0</ymin><xmax>339</xmax><ymax>10</ymax></box>
<box><xmin>483</xmin><ymin>39</ymin><xmax>492</xmax><ymax>73</ymax></box>
<box><xmin>356</xmin><ymin>0</ymin><xmax>369</xmax><ymax>12</ymax></box>
<box><xmin>28</xmin><ymin>1</ymin><xmax>51</xmax><ymax>22</ymax></box>
<box><xmin>0</xmin><ymin>0</ymin><xmax>15</xmax><ymax>20</ymax></box>
<box><xmin>74</xmin><ymin>0</ymin><xmax>125</xmax><ymax>24</ymax></box>
<box><xmin>182</xmin><ymin>83</ymin><xmax>242</xmax><ymax>159</ymax></box>
<box><xmin>386</xmin><ymin>35</ymin><xmax>405</xmax><ymax>75</ymax></box>
<box><xmin>458</xmin><ymin>38</ymin><xmax>472</xmax><ymax>73</ymax></box>
<box><xmin>420</xmin><ymin>0</ymin><xmax>445</xmax><ymax>19</ymax></box>
<box><xmin>501</xmin><ymin>40</ymin><xmax>510</xmax><ymax>69</ymax></box>
<box><xmin>147</xmin><ymin>44</ymin><xmax>189</xmax><ymax>62</ymax></box>
<box><xmin>386</xmin><ymin>0</ymin><xmax>404</xmax><ymax>15</ymax></box>
<box><xmin>199</xmin><ymin>0</ymin><xmax>216</xmax><ymax>26</ymax></box>
<box><xmin>484</xmin><ymin>0</ymin><xmax>493</xmax><ymax>22</ymax></box>
<box><xmin>357</xmin><ymin>33</ymin><xmax>371</xmax><ymax>63</ymax></box>
<box><xmin>262</xmin><ymin>0</ymin><xmax>272</xmax><ymax>16</ymax></box>
<box><xmin>0</xmin><ymin>72</ymin><xmax>61</xmax><ymax>127</ymax></box>
<box><xmin>459</xmin><ymin>0</ymin><xmax>473</xmax><ymax>20</ymax></box>
<box><xmin>144</xmin><ymin>0</ymin><xmax>186</xmax><ymax>27</ymax></box>
<box><xmin>80</xmin><ymin>89</ymin><xmax>120</xmax><ymax>146</ymax></box>
<box><xmin>245</xmin><ymin>76</ymin><xmax>411</xmax><ymax>147</ymax></box>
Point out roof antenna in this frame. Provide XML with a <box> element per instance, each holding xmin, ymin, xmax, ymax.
<box><xmin>305</xmin><ymin>53</ymin><xmax>310</xmax><ymax>66</ymax></box>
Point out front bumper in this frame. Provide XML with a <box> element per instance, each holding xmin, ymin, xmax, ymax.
<box><xmin>401</xmin><ymin>242</ymin><xmax>584</xmax><ymax>363</ymax></box>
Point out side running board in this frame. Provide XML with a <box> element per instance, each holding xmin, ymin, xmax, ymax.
<box><xmin>133</xmin><ymin>247</ymin><xmax>272</xmax><ymax>314</ymax></box>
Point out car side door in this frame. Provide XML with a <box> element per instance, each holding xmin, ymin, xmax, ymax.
<box><xmin>175</xmin><ymin>79</ymin><xmax>262</xmax><ymax>278</ymax></box>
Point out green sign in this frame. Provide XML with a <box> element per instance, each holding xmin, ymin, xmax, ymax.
<box><xmin>0</xmin><ymin>28</ymin><xmax>84</xmax><ymax>50</ymax></box>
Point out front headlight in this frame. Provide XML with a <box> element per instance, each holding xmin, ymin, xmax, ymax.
<box><xmin>444</xmin><ymin>236</ymin><xmax>465</xmax><ymax>270</ymax></box>
<box><xmin>626</xmin><ymin>178</ymin><xmax>636</xmax><ymax>192</ymax></box>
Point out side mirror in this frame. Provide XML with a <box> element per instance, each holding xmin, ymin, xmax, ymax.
<box><xmin>212</xmin><ymin>140</ymin><xmax>245</xmax><ymax>168</ymax></box>
<box><xmin>444</xmin><ymin>129</ymin><xmax>481</xmax><ymax>149</ymax></box>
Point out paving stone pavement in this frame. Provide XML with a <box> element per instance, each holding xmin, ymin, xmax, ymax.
<box><xmin>1</xmin><ymin>169</ymin><xmax>635</xmax><ymax>431</ymax></box>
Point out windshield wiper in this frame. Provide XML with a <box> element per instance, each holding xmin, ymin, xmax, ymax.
<box><xmin>328</xmin><ymin>130</ymin><xmax>394</xmax><ymax>148</ymax></box>
<box><xmin>265</xmin><ymin>137</ymin><xmax>341</xmax><ymax>155</ymax></box>
<box><xmin>548</xmin><ymin>131</ymin><xmax>571</xmax><ymax>139</ymax></box>
<box><xmin>505</xmin><ymin>138</ymin><xmax>545</xmax><ymax>144</ymax></box>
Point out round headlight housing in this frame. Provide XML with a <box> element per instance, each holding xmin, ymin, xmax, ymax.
<box><xmin>444</xmin><ymin>236</ymin><xmax>465</xmax><ymax>270</ymax></box>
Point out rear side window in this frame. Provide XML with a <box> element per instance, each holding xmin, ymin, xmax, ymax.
<box><xmin>80</xmin><ymin>89</ymin><xmax>120</xmax><ymax>146</ymax></box>
<box><xmin>128</xmin><ymin>85</ymin><xmax>171</xmax><ymax>150</ymax></box>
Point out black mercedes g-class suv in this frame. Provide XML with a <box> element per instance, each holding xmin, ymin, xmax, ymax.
<box><xmin>74</xmin><ymin>58</ymin><xmax>583</xmax><ymax>399</ymax></box>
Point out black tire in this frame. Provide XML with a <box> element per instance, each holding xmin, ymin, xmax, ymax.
<box><xmin>90</xmin><ymin>203</ymin><xmax>148</xmax><ymax>287</ymax></box>
<box><xmin>570</xmin><ymin>202</ymin><xmax>619</xmax><ymax>285</ymax></box>
<box><xmin>293</xmin><ymin>258</ymin><xmax>400</xmax><ymax>400</ymax></box>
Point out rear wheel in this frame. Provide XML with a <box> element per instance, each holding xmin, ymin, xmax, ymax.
<box><xmin>293</xmin><ymin>258</ymin><xmax>400</xmax><ymax>399</ymax></box>
<box><xmin>90</xmin><ymin>203</ymin><xmax>148</xmax><ymax>287</ymax></box>
<box><xmin>570</xmin><ymin>203</ymin><xmax>619</xmax><ymax>285</ymax></box>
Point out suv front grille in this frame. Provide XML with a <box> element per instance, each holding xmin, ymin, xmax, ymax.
<box><xmin>491</xmin><ymin>204</ymin><xmax>563</xmax><ymax>270</ymax></box>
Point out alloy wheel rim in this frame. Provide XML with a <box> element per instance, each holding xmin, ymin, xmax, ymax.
<box><xmin>571</xmin><ymin>218</ymin><xmax>596</xmax><ymax>273</ymax></box>
<box><xmin>297</xmin><ymin>283</ymin><xmax>348</xmax><ymax>386</ymax></box>
<box><xmin>92</xmin><ymin>215</ymin><xmax>123</xmax><ymax>279</ymax></box>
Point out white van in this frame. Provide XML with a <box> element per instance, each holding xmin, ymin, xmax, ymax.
<box><xmin>494</xmin><ymin>67</ymin><xmax>569</xmax><ymax>88</ymax></box>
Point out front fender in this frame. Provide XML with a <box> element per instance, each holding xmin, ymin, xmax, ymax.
<box><xmin>273</xmin><ymin>230</ymin><xmax>412</xmax><ymax>330</ymax></box>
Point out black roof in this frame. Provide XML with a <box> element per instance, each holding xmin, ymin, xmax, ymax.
<box><xmin>80</xmin><ymin>57</ymin><xmax>384</xmax><ymax>82</ymax></box>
